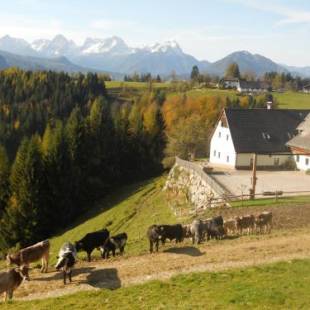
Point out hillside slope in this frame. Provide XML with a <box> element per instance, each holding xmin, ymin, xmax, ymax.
<box><xmin>49</xmin><ymin>176</ymin><xmax>176</xmax><ymax>263</ymax></box>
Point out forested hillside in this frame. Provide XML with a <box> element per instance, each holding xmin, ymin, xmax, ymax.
<box><xmin>0</xmin><ymin>69</ymin><xmax>165</xmax><ymax>250</ymax></box>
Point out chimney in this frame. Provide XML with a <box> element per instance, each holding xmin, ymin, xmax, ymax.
<box><xmin>266</xmin><ymin>101</ymin><xmax>273</xmax><ymax>110</ymax></box>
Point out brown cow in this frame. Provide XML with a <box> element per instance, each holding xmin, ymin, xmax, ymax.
<box><xmin>6</xmin><ymin>240</ymin><xmax>50</xmax><ymax>273</ymax></box>
<box><xmin>0</xmin><ymin>266</ymin><xmax>29</xmax><ymax>301</ymax></box>
<box><xmin>236</xmin><ymin>215</ymin><xmax>255</xmax><ymax>235</ymax></box>
<box><xmin>224</xmin><ymin>218</ymin><xmax>237</xmax><ymax>235</ymax></box>
<box><xmin>255</xmin><ymin>211</ymin><xmax>272</xmax><ymax>234</ymax></box>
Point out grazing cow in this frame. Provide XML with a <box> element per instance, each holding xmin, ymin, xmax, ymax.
<box><xmin>206</xmin><ymin>216</ymin><xmax>225</xmax><ymax>240</ymax></box>
<box><xmin>224</xmin><ymin>218</ymin><xmax>237</xmax><ymax>235</ymax></box>
<box><xmin>7</xmin><ymin>240</ymin><xmax>50</xmax><ymax>273</ymax></box>
<box><xmin>100</xmin><ymin>233</ymin><xmax>128</xmax><ymax>259</ymax></box>
<box><xmin>190</xmin><ymin>219</ymin><xmax>203</xmax><ymax>244</ymax></box>
<box><xmin>147</xmin><ymin>225</ymin><xmax>161</xmax><ymax>253</ymax></box>
<box><xmin>55</xmin><ymin>242</ymin><xmax>77</xmax><ymax>284</ymax></box>
<box><xmin>0</xmin><ymin>266</ymin><xmax>29</xmax><ymax>301</ymax></box>
<box><xmin>158</xmin><ymin>224</ymin><xmax>183</xmax><ymax>244</ymax></box>
<box><xmin>182</xmin><ymin>224</ymin><xmax>192</xmax><ymax>239</ymax></box>
<box><xmin>75</xmin><ymin>229</ymin><xmax>110</xmax><ymax>262</ymax></box>
<box><xmin>236</xmin><ymin>215</ymin><xmax>255</xmax><ymax>235</ymax></box>
<box><xmin>255</xmin><ymin>211</ymin><xmax>272</xmax><ymax>234</ymax></box>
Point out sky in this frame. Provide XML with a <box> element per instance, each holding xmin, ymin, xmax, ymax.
<box><xmin>0</xmin><ymin>0</ymin><xmax>310</xmax><ymax>66</ymax></box>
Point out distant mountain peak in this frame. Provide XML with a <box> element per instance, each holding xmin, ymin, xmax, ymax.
<box><xmin>146</xmin><ymin>40</ymin><xmax>183</xmax><ymax>54</ymax></box>
<box><xmin>81</xmin><ymin>36</ymin><xmax>130</xmax><ymax>55</ymax></box>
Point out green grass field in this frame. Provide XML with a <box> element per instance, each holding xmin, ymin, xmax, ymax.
<box><xmin>273</xmin><ymin>91</ymin><xmax>310</xmax><ymax>109</ymax></box>
<box><xmin>47</xmin><ymin>176</ymin><xmax>176</xmax><ymax>264</ymax></box>
<box><xmin>169</xmin><ymin>87</ymin><xmax>310</xmax><ymax>109</ymax></box>
<box><xmin>105</xmin><ymin>81</ymin><xmax>170</xmax><ymax>89</ymax></box>
<box><xmin>3</xmin><ymin>259</ymin><xmax>310</xmax><ymax>309</ymax></box>
<box><xmin>231</xmin><ymin>195</ymin><xmax>310</xmax><ymax>208</ymax></box>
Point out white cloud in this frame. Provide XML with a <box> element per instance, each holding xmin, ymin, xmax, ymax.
<box><xmin>227</xmin><ymin>0</ymin><xmax>310</xmax><ymax>26</ymax></box>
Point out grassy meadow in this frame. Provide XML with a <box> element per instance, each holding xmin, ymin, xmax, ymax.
<box><xmin>105</xmin><ymin>79</ymin><xmax>310</xmax><ymax>109</ymax></box>
<box><xmin>3</xmin><ymin>259</ymin><xmax>310</xmax><ymax>309</ymax></box>
<box><xmin>47</xmin><ymin>176</ymin><xmax>176</xmax><ymax>264</ymax></box>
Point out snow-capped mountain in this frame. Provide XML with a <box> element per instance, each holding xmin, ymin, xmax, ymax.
<box><xmin>143</xmin><ymin>40</ymin><xmax>183</xmax><ymax>54</ymax></box>
<box><xmin>32</xmin><ymin>34</ymin><xmax>78</xmax><ymax>57</ymax></box>
<box><xmin>0</xmin><ymin>34</ymin><xmax>309</xmax><ymax>77</ymax></box>
<box><xmin>80</xmin><ymin>36</ymin><xmax>131</xmax><ymax>55</ymax></box>
<box><xmin>0</xmin><ymin>35</ymin><xmax>37</xmax><ymax>56</ymax></box>
<box><xmin>31</xmin><ymin>39</ymin><xmax>51</xmax><ymax>52</ymax></box>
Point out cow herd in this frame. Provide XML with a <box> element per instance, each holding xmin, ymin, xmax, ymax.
<box><xmin>147</xmin><ymin>211</ymin><xmax>273</xmax><ymax>253</ymax></box>
<box><xmin>0</xmin><ymin>211</ymin><xmax>272</xmax><ymax>301</ymax></box>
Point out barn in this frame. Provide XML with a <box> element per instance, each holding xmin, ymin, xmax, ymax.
<box><xmin>209</xmin><ymin>108</ymin><xmax>310</xmax><ymax>170</ymax></box>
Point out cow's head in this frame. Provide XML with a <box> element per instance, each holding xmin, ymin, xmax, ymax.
<box><xmin>74</xmin><ymin>241</ymin><xmax>83</xmax><ymax>252</ymax></box>
<box><xmin>6</xmin><ymin>254</ymin><xmax>12</xmax><ymax>266</ymax></box>
<box><xmin>17</xmin><ymin>265</ymin><xmax>30</xmax><ymax>281</ymax></box>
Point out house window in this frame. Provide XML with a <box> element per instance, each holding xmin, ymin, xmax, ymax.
<box><xmin>226</xmin><ymin>134</ymin><xmax>229</xmax><ymax>141</ymax></box>
<box><xmin>306</xmin><ymin>158</ymin><xmax>309</xmax><ymax>166</ymax></box>
<box><xmin>213</xmin><ymin>150</ymin><xmax>216</xmax><ymax>157</ymax></box>
<box><xmin>227</xmin><ymin>155</ymin><xmax>229</xmax><ymax>163</ymax></box>
<box><xmin>218</xmin><ymin>152</ymin><xmax>221</xmax><ymax>158</ymax></box>
<box><xmin>218</xmin><ymin>131</ymin><xmax>221</xmax><ymax>138</ymax></box>
<box><xmin>296</xmin><ymin>155</ymin><xmax>300</xmax><ymax>162</ymax></box>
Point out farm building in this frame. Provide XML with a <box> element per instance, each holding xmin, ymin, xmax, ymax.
<box><xmin>303</xmin><ymin>84</ymin><xmax>310</xmax><ymax>94</ymax></box>
<box><xmin>219</xmin><ymin>78</ymin><xmax>271</xmax><ymax>93</ymax></box>
<box><xmin>219</xmin><ymin>78</ymin><xmax>240</xmax><ymax>89</ymax></box>
<box><xmin>237</xmin><ymin>80</ymin><xmax>270</xmax><ymax>93</ymax></box>
<box><xmin>287</xmin><ymin>113</ymin><xmax>310</xmax><ymax>170</ymax></box>
<box><xmin>209</xmin><ymin>108</ymin><xmax>310</xmax><ymax>171</ymax></box>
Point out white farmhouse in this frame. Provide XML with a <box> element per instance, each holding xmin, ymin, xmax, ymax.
<box><xmin>287</xmin><ymin>114</ymin><xmax>310</xmax><ymax>170</ymax></box>
<box><xmin>209</xmin><ymin>108</ymin><xmax>310</xmax><ymax>170</ymax></box>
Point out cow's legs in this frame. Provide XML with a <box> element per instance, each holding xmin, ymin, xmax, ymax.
<box><xmin>87</xmin><ymin>251</ymin><xmax>91</xmax><ymax>262</ymax></box>
<box><xmin>155</xmin><ymin>240</ymin><xmax>159</xmax><ymax>252</ymax></box>
<box><xmin>69</xmin><ymin>270</ymin><xmax>72</xmax><ymax>282</ymax></box>
<box><xmin>120</xmin><ymin>246</ymin><xmax>124</xmax><ymax>255</ymax></box>
<box><xmin>7</xmin><ymin>290</ymin><xmax>13</xmax><ymax>300</ymax></box>
<box><xmin>63</xmin><ymin>271</ymin><xmax>67</xmax><ymax>285</ymax></box>
<box><xmin>149</xmin><ymin>240</ymin><xmax>153</xmax><ymax>253</ymax></box>
<box><xmin>112</xmin><ymin>249</ymin><xmax>116</xmax><ymax>257</ymax></box>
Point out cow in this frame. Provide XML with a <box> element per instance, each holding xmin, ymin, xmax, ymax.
<box><xmin>6</xmin><ymin>240</ymin><xmax>50</xmax><ymax>273</ymax></box>
<box><xmin>182</xmin><ymin>224</ymin><xmax>192</xmax><ymax>239</ymax></box>
<box><xmin>236</xmin><ymin>215</ymin><xmax>255</xmax><ymax>235</ymax></box>
<box><xmin>190</xmin><ymin>219</ymin><xmax>203</xmax><ymax>244</ymax></box>
<box><xmin>147</xmin><ymin>225</ymin><xmax>161</xmax><ymax>253</ymax></box>
<box><xmin>255</xmin><ymin>211</ymin><xmax>272</xmax><ymax>234</ymax></box>
<box><xmin>157</xmin><ymin>224</ymin><xmax>183</xmax><ymax>244</ymax></box>
<box><xmin>206</xmin><ymin>216</ymin><xmax>225</xmax><ymax>240</ymax></box>
<box><xmin>75</xmin><ymin>229</ymin><xmax>109</xmax><ymax>262</ymax></box>
<box><xmin>100</xmin><ymin>233</ymin><xmax>128</xmax><ymax>259</ymax></box>
<box><xmin>55</xmin><ymin>242</ymin><xmax>77</xmax><ymax>284</ymax></box>
<box><xmin>224</xmin><ymin>218</ymin><xmax>237</xmax><ymax>236</ymax></box>
<box><xmin>0</xmin><ymin>266</ymin><xmax>29</xmax><ymax>302</ymax></box>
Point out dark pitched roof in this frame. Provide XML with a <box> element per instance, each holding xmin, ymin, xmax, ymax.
<box><xmin>225</xmin><ymin>109</ymin><xmax>310</xmax><ymax>154</ymax></box>
<box><xmin>238</xmin><ymin>80</ymin><xmax>269</xmax><ymax>90</ymax></box>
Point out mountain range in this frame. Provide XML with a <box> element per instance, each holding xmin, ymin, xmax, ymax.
<box><xmin>0</xmin><ymin>34</ymin><xmax>309</xmax><ymax>78</ymax></box>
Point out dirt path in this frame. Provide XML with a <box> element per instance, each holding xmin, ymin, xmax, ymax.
<box><xmin>15</xmin><ymin>228</ymin><xmax>310</xmax><ymax>301</ymax></box>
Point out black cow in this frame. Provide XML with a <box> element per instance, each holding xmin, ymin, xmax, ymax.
<box><xmin>100</xmin><ymin>233</ymin><xmax>128</xmax><ymax>259</ymax></box>
<box><xmin>75</xmin><ymin>229</ymin><xmax>109</xmax><ymax>262</ymax></box>
<box><xmin>158</xmin><ymin>224</ymin><xmax>183</xmax><ymax>244</ymax></box>
<box><xmin>147</xmin><ymin>225</ymin><xmax>161</xmax><ymax>253</ymax></box>
<box><xmin>55</xmin><ymin>242</ymin><xmax>77</xmax><ymax>284</ymax></box>
<box><xmin>206</xmin><ymin>216</ymin><xmax>225</xmax><ymax>240</ymax></box>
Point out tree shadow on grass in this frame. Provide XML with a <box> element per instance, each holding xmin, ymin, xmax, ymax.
<box><xmin>164</xmin><ymin>246</ymin><xmax>205</xmax><ymax>257</ymax></box>
<box><xmin>84</xmin><ymin>268</ymin><xmax>121</xmax><ymax>289</ymax></box>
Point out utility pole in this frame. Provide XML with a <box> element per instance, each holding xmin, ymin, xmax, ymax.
<box><xmin>250</xmin><ymin>153</ymin><xmax>257</xmax><ymax>199</ymax></box>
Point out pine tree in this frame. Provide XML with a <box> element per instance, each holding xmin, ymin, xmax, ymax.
<box><xmin>0</xmin><ymin>145</ymin><xmax>10</xmax><ymax>216</ymax></box>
